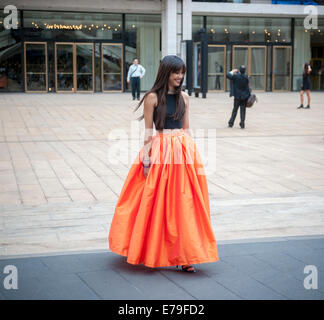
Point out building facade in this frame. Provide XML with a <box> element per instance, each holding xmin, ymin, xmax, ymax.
<box><xmin>0</xmin><ymin>0</ymin><xmax>324</xmax><ymax>93</ymax></box>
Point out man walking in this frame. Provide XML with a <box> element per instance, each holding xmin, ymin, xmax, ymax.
<box><xmin>127</xmin><ymin>58</ymin><xmax>146</xmax><ymax>100</ymax></box>
<box><xmin>226</xmin><ymin>65</ymin><xmax>250</xmax><ymax>129</ymax></box>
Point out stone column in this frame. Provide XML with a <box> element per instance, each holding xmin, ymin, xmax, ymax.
<box><xmin>182</xmin><ymin>0</ymin><xmax>192</xmax><ymax>41</ymax></box>
<box><xmin>162</xmin><ymin>0</ymin><xmax>177</xmax><ymax>57</ymax></box>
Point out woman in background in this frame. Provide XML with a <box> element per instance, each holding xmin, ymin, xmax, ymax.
<box><xmin>298</xmin><ymin>62</ymin><xmax>312</xmax><ymax>109</ymax></box>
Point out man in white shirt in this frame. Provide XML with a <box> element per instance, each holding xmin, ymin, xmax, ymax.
<box><xmin>127</xmin><ymin>58</ymin><xmax>146</xmax><ymax>100</ymax></box>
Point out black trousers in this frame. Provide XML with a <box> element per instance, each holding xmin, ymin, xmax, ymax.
<box><xmin>229</xmin><ymin>98</ymin><xmax>247</xmax><ymax>126</ymax></box>
<box><xmin>215</xmin><ymin>76</ymin><xmax>221</xmax><ymax>89</ymax></box>
<box><xmin>131</xmin><ymin>76</ymin><xmax>141</xmax><ymax>99</ymax></box>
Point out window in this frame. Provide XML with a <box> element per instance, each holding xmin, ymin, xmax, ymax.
<box><xmin>207</xmin><ymin>16</ymin><xmax>291</xmax><ymax>43</ymax></box>
<box><xmin>0</xmin><ymin>11</ymin><xmax>22</xmax><ymax>91</ymax></box>
<box><xmin>23</xmin><ymin>11</ymin><xmax>123</xmax><ymax>40</ymax></box>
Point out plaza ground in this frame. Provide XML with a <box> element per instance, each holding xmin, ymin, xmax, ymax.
<box><xmin>0</xmin><ymin>91</ymin><xmax>323</xmax><ymax>299</ymax></box>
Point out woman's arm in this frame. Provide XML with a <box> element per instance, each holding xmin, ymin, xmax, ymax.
<box><xmin>143</xmin><ymin>92</ymin><xmax>157</xmax><ymax>162</ymax></box>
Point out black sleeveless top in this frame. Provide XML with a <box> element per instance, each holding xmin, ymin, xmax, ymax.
<box><xmin>153</xmin><ymin>94</ymin><xmax>183</xmax><ymax>129</ymax></box>
<box><xmin>302</xmin><ymin>72</ymin><xmax>311</xmax><ymax>90</ymax></box>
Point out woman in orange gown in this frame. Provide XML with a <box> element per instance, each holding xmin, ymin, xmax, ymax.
<box><xmin>108</xmin><ymin>55</ymin><xmax>219</xmax><ymax>272</ymax></box>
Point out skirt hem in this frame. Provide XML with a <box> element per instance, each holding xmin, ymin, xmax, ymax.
<box><xmin>110</xmin><ymin>247</ymin><xmax>219</xmax><ymax>268</ymax></box>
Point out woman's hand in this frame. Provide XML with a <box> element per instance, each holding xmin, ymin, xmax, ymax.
<box><xmin>143</xmin><ymin>165</ymin><xmax>150</xmax><ymax>178</ymax></box>
<box><xmin>142</xmin><ymin>158</ymin><xmax>151</xmax><ymax>178</ymax></box>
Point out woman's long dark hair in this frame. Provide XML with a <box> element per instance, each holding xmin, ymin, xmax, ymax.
<box><xmin>303</xmin><ymin>62</ymin><xmax>310</xmax><ymax>77</ymax></box>
<box><xmin>133</xmin><ymin>55</ymin><xmax>186</xmax><ymax>130</ymax></box>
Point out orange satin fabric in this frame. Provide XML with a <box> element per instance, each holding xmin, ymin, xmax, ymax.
<box><xmin>108</xmin><ymin>128</ymin><xmax>219</xmax><ymax>268</ymax></box>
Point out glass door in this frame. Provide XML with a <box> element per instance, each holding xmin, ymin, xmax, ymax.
<box><xmin>233</xmin><ymin>46</ymin><xmax>249</xmax><ymax>72</ymax></box>
<box><xmin>232</xmin><ymin>45</ymin><xmax>266</xmax><ymax>91</ymax></box>
<box><xmin>24</xmin><ymin>42</ymin><xmax>48</xmax><ymax>92</ymax></box>
<box><xmin>55</xmin><ymin>43</ymin><xmax>94</xmax><ymax>93</ymax></box>
<box><xmin>250</xmin><ymin>47</ymin><xmax>266</xmax><ymax>91</ymax></box>
<box><xmin>76</xmin><ymin>43</ymin><xmax>94</xmax><ymax>92</ymax></box>
<box><xmin>208</xmin><ymin>45</ymin><xmax>226</xmax><ymax>91</ymax></box>
<box><xmin>55</xmin><ymin>43</ymin><xmax>74</xmax><ymax>92</ymax></box>
<box><xmin>273</xmin><ymin>46</ymin><xmax>292</xmax><ymax>91</ymax></box>
<box><xmin>101</xmin><ymin>43</ymin><xmax>123</xmax><ymax>92</ymax></box>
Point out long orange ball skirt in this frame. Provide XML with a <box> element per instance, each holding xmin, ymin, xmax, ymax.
<box><xmin>108</xmin><ymin>128</ymin><xmax>219</xmax><ymax>268</ymax></box>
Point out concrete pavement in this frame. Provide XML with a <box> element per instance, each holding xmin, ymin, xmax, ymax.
<box><xmin>0</xmin><ymin>235</ymin><xmax>323</xmax><ymax>300</ymax></box>
<box><xmin>0</xmin><ymin>91</ymin><xmax>324</xmax><ymax>300</ymax></box>
<box><xmin>0</xmin><ymin>92</ymin><xmax>324</xmax><ymax>256</ymax></box>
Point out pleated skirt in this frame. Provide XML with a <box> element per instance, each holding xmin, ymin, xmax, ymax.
<box><xmin>108</xmin><ymin>128</ymin><xmax>219</xmax><ymax>268</ymax></box>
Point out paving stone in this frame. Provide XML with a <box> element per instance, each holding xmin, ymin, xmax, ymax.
<box><xmin>284</xmin><ymin>247</ymin><xmax>324</xmax><ymax>271</ymax></box>
<box><xmin>159</xmin><ymin>268</ymin><xmax>242</xmax><ymax>300</ymax></box>
<box><xmin>196</xmin><ymin>258</ymin><xmax>285</xmax><ymax>300</ymax></box>
<box><xmin>108</xmin><ymin>256</ymin><xmax>195</xmax><ymax>300</ymax></box>
<box><xmin>40</xmin><ymin>252</ymin><xmax>112</xmax><ymax>274</ymax></box>
<box><xmin>210</xmin><ymin>272</ymin><xmax>287</xmax><ymax>300</ymax></box>
<box><xmin>0</xmin><ymin>257</ymin><xmax>50</xmax><ymax>278</ymax></box>
<box><xmin>250</xmin><ymin>267</ymin><xmax>324</xmax><ymax>300</ymax></box>
<box><xmin>253</xmin><ymin>251</ymin><xmax>317</xmax><ymax>280</ymax></box>
<box><xmin>0</xmin><ymin>272</ymin><xmax>100</xmax><ymax>300</ymax></box>
<box><xmin>77</xmin><ymin>269</ymin><xmax>147</xmax><ymax>300</ymax></box>
<box><xmin>220</xmin><ymin>254</ymin><xmax>275</xmax><ymax>276</ymax></box>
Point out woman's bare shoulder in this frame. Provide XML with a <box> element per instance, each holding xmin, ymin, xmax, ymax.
<box><xmin>181</xmin><ymin>91</ymin><xmax>189</xmax><ymax>106</ymax></box>
<box><xmin>144</xmin><ymin>92</ymin><xmax>158</xmax><ymax>107</ymax></box>
<box><xmin>181</xmin><ymin>91</ymin><xmax>189</xmax><ymax>98</ymax></box>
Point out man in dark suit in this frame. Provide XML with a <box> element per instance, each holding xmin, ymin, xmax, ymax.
<box><xmin>226</xmin><ymin>65</ymin><xmax>250</xmax><ymax>129</ymax></box>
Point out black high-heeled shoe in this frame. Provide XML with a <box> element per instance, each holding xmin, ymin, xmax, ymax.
<box><xmin>176</xmin><ymin>265</ymin><xmax>197</xmax><ymax>273</ymax></box>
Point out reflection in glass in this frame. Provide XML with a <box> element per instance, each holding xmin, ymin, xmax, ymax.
<box><xmin>208</xmin><ymin>46</ymin><xmax>225</xmax><ymax>91</ymax></box>
<box><xmin>233</xmin><ymin>47</ymin><xmax>248</xmax><ymax>70</ymax></box>
<box><xmin>23</xmin><ymin>11</ymin><xmax>122</xmax><ymax>41</ymax></box>
<box><xmin>95</xmin><ymin>44</ymin><xmax>101</xmax><ymax>92</ymax></box>
<box><xmin>192</xmin><ymin>15</ymin><xmax>204</xmax><ymax>40</ymax></box>
<box><xmin>250</xmin><ymin>47</ymin><xmax>265</xmax><ymax>90</ymax></box>
<box><xmin>25</xmin><ymin>43</ymin><xmax>47</xmax><ymax>92</ymax></box>
<box><xmin>125</xmin><ymin>14</ymin><xmax>161</xmax><ymax>91</ymax></box>
<box><xmin>207</xmin><ymin>16</ymin><xmax>291</xmax><ymax>43</ymax></box>
<box><xmin>233</xmin><ymin>46</ymin><xmax>266</xmax><ymax>90</ymax></box>
<box><xmin>273</xmin><ymin>47</ymin><xmax>291</xmax><ymax>91</ymax></box>
<box><xmin>0</xmin><ymin>43</ymin><xmax>22</xmax><ymax>92</ymax></box>
<box><xmin>293</xmin><ymin>19</ymin><xmax>312</xmax><ymax>90</ymax></box>
<box><xmin>102</xmin><ymin>44</ymin><xmax>122</xmax><ymax>91</ymax></box>
<box><xmin>0</xmin><ymin>12</ymin><xmax>22</xmax><ymax>92</ymax></box>
<box><xmin>226</xmin><ymin>47</ymin><xmax>231</xmax><ymax>92</ymax></box>
<box><xmin>56</xmin><ymin>44</ymin><xmax>73</xmax><ymax>91</ymax></box>
<box><xmin>76</xmin><ymin>44</ymin><xmax>93</xmax><ymax>91</ymax></box>
<box><xmin>47</xmin><ymin>42</ymin><xmax>54</xmax><ymax>91</ymax></box>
